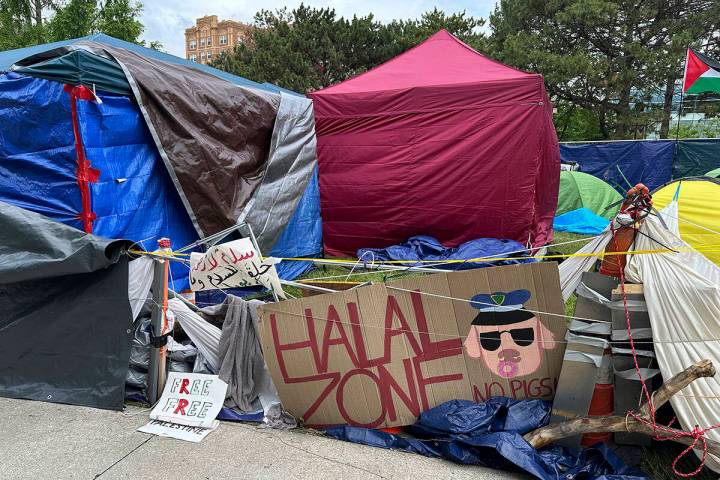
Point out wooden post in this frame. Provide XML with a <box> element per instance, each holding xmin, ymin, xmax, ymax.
<box><xmin>147</xmin><ymin>238</ymin><xmax>171</xmax><ymax>403</ymax></box>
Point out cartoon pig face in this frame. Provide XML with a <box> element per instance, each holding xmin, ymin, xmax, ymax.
<box><xmin>463</xmin><ymin>316</ymin><xmax>556</xmax><ymax>379</ymax></box>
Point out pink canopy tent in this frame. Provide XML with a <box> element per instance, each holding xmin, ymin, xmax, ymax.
<box><xmin>309</xmin><ymin>30</ymin><xmax>560</xmax><ymax>257</ymax></box>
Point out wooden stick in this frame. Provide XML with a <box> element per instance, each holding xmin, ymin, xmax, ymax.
<box><xmin>524</xmin><ymin>359</ymin><xmax>717</xmax><ymax>452</ymax></box>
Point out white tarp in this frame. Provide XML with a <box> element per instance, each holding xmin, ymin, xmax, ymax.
<box><xmin>625</xmin><ymin>202</ymin><xmax>720</xmax><ymax>472</ymax></box>
<box><xmin>128</xmin><ymin>256</ymin><xmax>154</xmax><ymax>321</ymax></box>
<box><xmin>558</xmin><ymin>230</ymin><xmax>612</xmax><ymax>301</ymax></box>
<box><xmin>168</xmin><ymin>298</ymin><xmax>222</xmax><ymax>372</ymax></box>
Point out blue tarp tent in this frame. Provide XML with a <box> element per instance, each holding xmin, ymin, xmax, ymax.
<box><xmin>0</xmin><ymin>36</ymin><xmax>322</xmax><ymax>290</ymax></box>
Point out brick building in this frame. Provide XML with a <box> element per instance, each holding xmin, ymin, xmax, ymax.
<box><xmin>185</xmin><ymin>15</ymin><xmax>253</xmax><ymax>64</ymax></box>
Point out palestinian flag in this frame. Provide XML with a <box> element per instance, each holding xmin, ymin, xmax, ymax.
<box><xmin>683</xmin><ymin>48</ymin><xmax>720</xmax><ymax>94</ymax></box>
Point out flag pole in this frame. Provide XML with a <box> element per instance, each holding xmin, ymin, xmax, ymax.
<box><xmin>674</xmin><ymin>47</ymin><xmax>690</xmax><ymax>142</ymax></box>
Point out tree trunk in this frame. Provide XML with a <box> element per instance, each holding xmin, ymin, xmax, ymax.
<box><xmin>524</xmin><ymin>359</ymin><xmax>718</xmax><ymax>454</ymax></box>
<box><xmin>659</xmin><ymin>75</ymin><xmax>676</xmax><ymax>139</ymax></box>
<box><xmin>33</xmin><ymin>0</ymin><xmax>42</xmax><ymax>27</ymax></box>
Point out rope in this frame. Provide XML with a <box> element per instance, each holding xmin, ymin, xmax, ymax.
<box><xmin>611</xmin><ymin>193</ymin><xmax>720</xmax><ymax>477</ymax></box>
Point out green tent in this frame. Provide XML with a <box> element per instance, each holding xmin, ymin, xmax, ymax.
<box><xmin>557</xmin><ymin>171</ymin><xmax>623</xmax><ymax>219</ymax></box>
<box><xmin>705</xmin><ymin>167</ymin><xmax>720</xmax><ymax>178</ymax></box>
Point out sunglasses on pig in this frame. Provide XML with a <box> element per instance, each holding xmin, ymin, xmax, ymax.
<box><xmin>476</xmin><ymin>327</ymin><xmax>535</xmax><ymax>351</ymax></box>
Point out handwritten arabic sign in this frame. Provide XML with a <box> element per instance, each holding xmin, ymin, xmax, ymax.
<box><xmin>189</xmin><ymin>238</ymin><xmax>285</xmax><ymax>298</ymax></box>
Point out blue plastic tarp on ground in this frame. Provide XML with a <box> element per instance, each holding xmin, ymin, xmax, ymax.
<box><xmin>325</xmin><ymin>398</ymin><xmax>648</xmax><ymax>480</ymax></box>
<box><xmin>553</xmin><ymin>208</ymin><xmax>609</xmax><ymax>235</ymax></box>
<box><xmin>357</xmin><ymin>235</ymin><xmax>533</xmax><ymax>269</ymax></box>
<box><xmin>560</xmin><ymin>141</ymin><xmax>674</xmax><ymax>191</ymax></box>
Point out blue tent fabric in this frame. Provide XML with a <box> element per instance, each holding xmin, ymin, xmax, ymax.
<box><xmin>271</xmin><ymin>167</ymin><xmax>322</xmax><ymax>279</ymax></box>
<box><xmin>560</xmin><ymin>141</ymin><xmax>674</xmax><ymax>191</ymax></box>
<box><xmin>0</xmin><ymin>72</ymin><xmax>321</xmax><ymax>293</ymax></box>
<box><xmin>357</xmin><ymin>235</ymin><xmax>533</xmax><ymax>269</ymax></box>
<box><xmin>553</xmin><ymin>208</ymin><xmax>609</xmax><ymax>235</ymax></box>
<box><xmin>0</xmin><ymin>72</ymin><xmax>199</xmax><ymax>290</ymax></box>
<box><xmin>324</xmin><ymin>398</ymin><xmax>648</xmax><ymax>480</ymax></box>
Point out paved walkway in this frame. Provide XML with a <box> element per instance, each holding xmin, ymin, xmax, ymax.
<box><xmin>0</xmin><ymin>397</ymin><xmax>525</xmax><ymax>480</ymax></box>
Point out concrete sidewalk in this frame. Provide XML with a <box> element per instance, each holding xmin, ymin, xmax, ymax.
<box><xmin>0</xmin><ymin>397</ymin><xmax>525</xmax><ymax>480</ymax></box>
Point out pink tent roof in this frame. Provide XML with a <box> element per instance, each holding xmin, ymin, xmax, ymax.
<box><xmin>310</xmin><ymin>30</ymin><xmax>559</xmax><ymax>257</ymax></box>
<box><xmin>315</xmin><ymin>29</ymin><xmax>532</xmax><ymax>95</ymax></box>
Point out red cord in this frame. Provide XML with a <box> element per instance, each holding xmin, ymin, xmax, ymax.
<box><xmin>611</xmin><ymin>199</ymin><xmax>720</xmax><ymax>477</ymax></box>
<box><xmin>64</xmin><ymin>84</ymin><xmax>100</xmax><ymax>233</ymax></box>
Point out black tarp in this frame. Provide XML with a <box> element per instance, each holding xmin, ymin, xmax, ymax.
<box><xmin>0</xmin><ymin>201</ymin><xmax>133</xmax><ymax>410</ymax></box>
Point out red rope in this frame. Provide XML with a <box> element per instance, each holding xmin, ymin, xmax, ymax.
<box><xmin>611</xmin><ymin>192</ymin><xmax>720</xmax><ymax>477</ymax></box>
<box><xmin>64</xmin><ymin>84</ymin><xmax>100</xmax><ymax>233</ymax></box>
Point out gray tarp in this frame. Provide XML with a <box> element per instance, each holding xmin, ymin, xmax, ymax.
<box><xmin>241</xmin><ymin>93</ymin><xmax>319</xmax><ymax>252</ymax></box>
<box><xmin>84</xmin><ymin>41</ymin><xmax>280</xmax><ymax>238</ymax></box>
<box><xmin>199</xmin><ymin>296</ymin><xmax>280</xmax><ymax>412</ymax></box>
<box><xmin>0</xmin><ymin>201</ymin><xmax>133</xmax><ymax>410</ymax></box>
<box><xmin>8</xmin><ymin>40</ymin><xmax>319</xmax><ymax>254</ymax></box>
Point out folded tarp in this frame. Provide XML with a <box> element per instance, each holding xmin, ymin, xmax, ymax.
<box><xmin>553</xmin><ymin>208</ymin><xmax>610</xmax><ymax>236</ymax></box>
<box><xmin>357</xmin><ymin>235</ymin><xmax>532</xmax><ymax>270</ymax></box>
<box><xmin>0</xmin><ymin>202</ymin><xmax>132</xmax><ymax>410</ymax></box>
<box><xmin>325</xmin><ymin>398</ymin><xmax>647</xmax><ymax>479</ymax></box>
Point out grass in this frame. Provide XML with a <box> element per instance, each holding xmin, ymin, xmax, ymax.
<box><xmin>288</xmin><ymin>231</ymin><xmax>718</xmax><ymax>479</ymax></box>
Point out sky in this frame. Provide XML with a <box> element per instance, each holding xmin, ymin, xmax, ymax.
<box><xmin>139</xmin><ymin>0</ymin><xmax>497</xmax><ymax>57</ymax></box>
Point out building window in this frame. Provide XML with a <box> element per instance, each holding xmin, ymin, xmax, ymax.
<box><xmin>200</xmin><ymin>37</ymin><xmax>205</xmax><ymax>47</ymax></box>
<box><xmin>237</xmin><ymin>35</ymin><xmax>244</xmax><ymax>44</ymax></box>
<box><xmin>219</xmin><ymin>34</ymin><xmax>227</xmax><ymax>45</ymax></box>
<box><xmin>189</xmin><ymin>40</ymin><xmax>196</xmax><ymax>49</ymax></box>
<box><xmin>206</xmin><ymin>36</ymin><xmax>212</xmax><ymax>46</ymax></box>
<box><xmin>200</xmin><ymin>52</ymin><xmax>206</xmax><ymax>61</ymax></box>
<box><xmin>190</xmin><ymin>54</ymin><xmax>197</xmax><ymax>62</ymax></box>
<box><xmin>206</xmin><ymin>52</ymin><xmax>212</xmax><ymax>61</ymax></box>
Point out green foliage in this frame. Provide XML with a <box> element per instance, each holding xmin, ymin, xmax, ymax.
<box><xmin>0</xmin><ymin>0</ymin><xmax>47</xmax><ymax>49</ymax></box>
<box><xmin>0</xmin><ymin>0</ymin><xmax>151</xmax><ymax>50</ymax></box>
<box><xmin>212</xmin><ymin>4</ymin><xmax>485</xmax><ymax>93</ymax></box>
<box><xmin>488</xmin><ymin>0</ymin><xmax>720</xmax><ymax>139</ymax></box>
<box><xmin>48</xmin><ymin>0</ymin><xmax>144</xmax><ymax>42</ymax></box>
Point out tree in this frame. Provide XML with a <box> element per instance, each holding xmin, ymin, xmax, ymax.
<box><xmin>0</xmin><ymin>0</ymin><xmax>150</xmax><ymax>50</ymax></box>
<box><xmin>489</xmin><ymin>0</ymin><xmax>720</xmax><ymax>139</ymax></box>
<box><xmin>48</xmin><ymin>0</ymin><xmax>144</xmax><ymax>43</ymax></box>
<box><xmin>0</xmin><ymin>0</ymin><xmax>50</xmax><ymax>48</ymax></box>
<box><xmin>212</xmin><ymin>5</ymin><xmax>485</xmax><ymax>93</ymax></box>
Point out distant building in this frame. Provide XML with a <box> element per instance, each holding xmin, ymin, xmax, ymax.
<box><xmin>185</xmin><ymin>15</ymin><xmax>253</xmax><ymax>65</ymax></box>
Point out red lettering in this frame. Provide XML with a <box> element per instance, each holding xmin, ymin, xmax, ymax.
<box><xmin>179</xmin><ymin>378</ymin><xmax>190</xmax><ymax>394</ymax></box>
<box><xmin>336</xmin><ymin>369</ymin><xmax>386</xmax><ymax>428</ymax></box>
<box><xmin>412</xmin><ymin>348</ymin><xmax>464</xmax><ymax>410</ymax></box>
<box><xmin>318</xmin><ymin>305</ymin><xmax>359</xmax><ymax>371</ymax></box>
<box><xmin>473</xmin><ymin>384</ymin><xmax>486</xmax><ymax>403</ymax></box>
<box><xmin>510</xmin><ymin>380</ymin><xmax>525</xmax><ymax>398</ymax></box>
<box><xmin>410</xmin><ymin>291</ymin><xmax>462</xmax><ymax>355</ymax></box>
<box><xmin>377</xmin><ymin>359</ymin><xmax>420</xmax><ymax>421</ymax></box>
<box><xmin>384</xmin><ymin>295</ymin><xmax>423</xmax><ymax>360</ymax></box>
<box><xmin>485</xmin><ymin>381</ymin><xmax>505</xmax><ymax>399</ymax></box>
<box><xmin>173</xmin><ymin>398</ymin><xmax>189</xmax><ymax>415</ymax></box>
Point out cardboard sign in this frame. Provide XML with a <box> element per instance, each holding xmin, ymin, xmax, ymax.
<box><xmin>189</xmin><ymin>238</ymin><xmax>285</xmax><ymax>298</ymax></box>
<box><xmin>138</xmin><ymin>419</ymin><xmax>220</xmax><ymax>443</ymax></box>
<box><xmin>259</xmin><ymin>262</ymin><xmax>567</xmax><ymax>428</ymax></box>
<box><xmin>149</xmin><ymin>372</ymin><xmax>228</xmax><ymax>428</ymax></box>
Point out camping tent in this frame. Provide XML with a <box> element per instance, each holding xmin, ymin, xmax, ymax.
<box><xmin>557</xmin><ymin>171</ymin><xmax>623</xmax><ymax>219</ymax></box>
<box><xmin>0</xmin><ymin>201</ymin><xmax>132</xmax><ymax>410</ymax></box>
<box><xmin>652</xmin><ymin>177</ymin><xmax>720</xmax><ymax>265</ymax></box>
<box><xmin>309</xmin><ymin>30</ymin><xmax>560</xmax><ymax>257</ymax></box>
<box><xmin>0</xmin><ymin>34</ymin><xmax>322</xmax><ymax>288</ymax></box>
